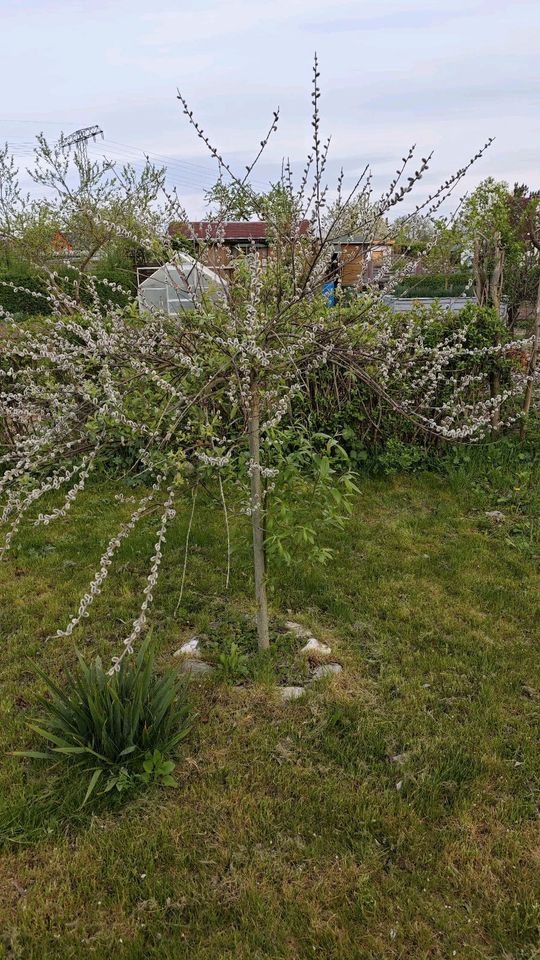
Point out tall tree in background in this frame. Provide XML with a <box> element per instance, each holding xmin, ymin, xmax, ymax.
<box><xmin>504</xmin><ymin>184</ymin><xmax>540</xmax><ymax>332</ymax></box>
<box><xmin>517</xmin><ymin>188</ymin><xmax>540</xmax><ymax>432</ymax></box>
<box><xmin>461</xmin><ymin>179</ymin><xmax>517</xmax><ymax>423</ymax></box>
<box><xmin>422</xmin><ymin>219</ymin><xmax>465</xmax><ymax>288</ymax></box>
<box><xmin>0</xmin><ymin>135</ymin><xmax>172</xmax><ymax>290</ymax></box>
<box><xmin>461</xmin><ymin>179</ymin><xmax>514</xmax><ymax>316</ymax></box>
<box><xmin>0</xmin><ymin>144</ymin><xmax>60</xmax><ymax>270</ymax></box>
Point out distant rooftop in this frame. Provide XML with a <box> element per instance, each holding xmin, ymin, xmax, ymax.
<box><xmin>169</xmin><ymin>221</ymin><xmax>311</xmax><ymax>242</ymax></box>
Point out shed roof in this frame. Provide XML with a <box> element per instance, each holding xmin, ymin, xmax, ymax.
<box><xmin>170</xmin><ymin>221</ymin><xmax>311</xmax><ymax>242</ymax></box>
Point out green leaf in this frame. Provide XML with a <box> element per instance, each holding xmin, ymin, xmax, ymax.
<box><xmin>82</xmin><ymin>769</ymin><xmax>102</xmax><ymax>807</ymax></box>
<box><xmin>161</xmin><ymin>775</ymin><xmax>177</xmax><ymax>787</ymax></box>
<box><xmin>158</xmin><ymin>760</ymin><xmax>175</xmax><ymax>775</ymax></box>
<box><xmin>27</xmin><ymin>724</ymin><xmax>72</xmax><ymax>748</ymax></box>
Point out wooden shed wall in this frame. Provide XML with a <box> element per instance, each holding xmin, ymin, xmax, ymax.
<box><xmin>340</xmin><ymin>244</ymin><xmax>365</xmax><ymax>286</ymax></box>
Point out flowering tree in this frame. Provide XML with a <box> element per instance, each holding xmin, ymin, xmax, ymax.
<box><xmin>0</xmin><ymin>62</ymin><xmax>534</xmax><ymax>665</ymax></box>
<box><xmin>0</xmin><ymin>135</ymin><xmax>169</xmax><ymax>283</ymax></box>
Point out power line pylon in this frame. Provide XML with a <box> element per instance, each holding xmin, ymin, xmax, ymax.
<box><xmin>58</xmin><ymin>126</ymin><xmax>104</xmax><ymax>162</ymax></box>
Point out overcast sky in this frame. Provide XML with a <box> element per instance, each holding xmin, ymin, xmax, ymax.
<box><xmin>1</xmin><ymin>0</ymin><xmax>538</xmax><ymax>216</ymax></box>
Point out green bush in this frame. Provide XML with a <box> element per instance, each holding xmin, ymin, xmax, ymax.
<box><xmin>214</xmin><ymin>641</ymin><xmax>250</xmax><ymax>684</ymax></box>
<box><xmin>295</xmin><ymin>302</ymin><xmax>510</xmax><ymax>462</ymax></box>
<box><xmin>392</xmin><ymin>272</ymin><xmax>472</xmax><ymax>298</ymax></box>
<box><xmin>0</xmin><ymin>272</ymin><xmax>53</xmax><ymax>316</ymax></box>
<box><xmin>0</xmin><ymin>263</ymin><xmax>133</xmax><ymax>317</ymax></box>
<box><xmin>17</xmin><ymin>641</ymin><xmax>192</xmax><ymax>803</ymax></box>
<box><xmin>378</xmin><ymin>438</ymin><xmax>431</xmax><ymax>475</ymax></box>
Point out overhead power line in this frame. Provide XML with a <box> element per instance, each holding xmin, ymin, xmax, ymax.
<box><xmin>58</xmin><ymin>126</ymin><xmax>104</xmax><ymax>150</ymax></box>
<box><xmin>103</xmin><ymin>139</ymin><xmax>269</xmax><ymax>190</ymax></box>
<box><xmin>5</xmin><ymin>130</ymin><xmax>272</xmax><ymax>194</ymax></box>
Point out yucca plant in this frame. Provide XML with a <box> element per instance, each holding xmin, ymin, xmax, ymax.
<box><xmin>17</xmin><ymin>640</ymin><xmax>192</xmax><ymax>804</ymax></box>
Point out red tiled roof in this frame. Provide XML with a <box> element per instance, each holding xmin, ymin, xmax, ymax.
<box><xmin>52</xmin><ymin>229</ymin><xmax>74</xmax><ymax>253</ymax></box>
<box><xmin>170</xmin><ymin>221</ymin><xmax>311</xmax><ymax>242</ymax></box>
<box><xmin>196</xmin><ymin>221</ymin><xmax>266</xmax><ymax>241</ymax></box>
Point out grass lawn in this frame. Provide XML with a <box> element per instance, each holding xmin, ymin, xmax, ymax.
<box><xmin>1</xmin><ymin>451</ymin><xmax>539</xmax><ymax>959</ymax></box>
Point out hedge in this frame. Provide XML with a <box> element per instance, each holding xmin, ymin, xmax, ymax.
<box><xmin>392</xmin><ymin>272</ymin><xmax>472</xmax><ymax>298</ymax></box>
<box><xmin>0</xmin><ymin>269</ymin><xmax>132</xmax><ymax>317</ymax></box>
<box><xmin>0</xmin><ymin>273</ymin><xmax>53</xmax><ymax>316</ymax></box>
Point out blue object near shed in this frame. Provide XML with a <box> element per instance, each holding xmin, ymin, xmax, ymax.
<box><xmin>323</xmin><ymin>282</ymin><xmax>336</xmax><ymax>307</ymax></box>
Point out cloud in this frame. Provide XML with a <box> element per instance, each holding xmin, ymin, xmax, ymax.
<box><xmin>0</xmin><ymin>0</ymin><xmax>538</xmax><ymax>218</ymax></box>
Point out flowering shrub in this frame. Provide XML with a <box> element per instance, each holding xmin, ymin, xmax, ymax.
<box><xmin>299</xmin><ymin>301</ymin><xmax>526</xmax><ymax>453</ymax></box>
<box><xmin>0</xmin><ymin>62</ymin><xmax>535</xmax><ymax>664</ymax></box>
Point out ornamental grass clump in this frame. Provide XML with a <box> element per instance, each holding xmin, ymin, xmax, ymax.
<box><xmin>18</xmin><ymin>640</ymin><xmax>192</xmax><ymax>804</ymax></box>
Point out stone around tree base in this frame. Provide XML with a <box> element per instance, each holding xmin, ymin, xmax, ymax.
<box><xmin>301</xmin><ymin>638</ymin><xmax>332</xmax><ymax>655</ymax></box>
<box><xmin>174</xmin><ymin>637</ymin><xmax>201</xmax><ymax>657</ymax></box>
<box><xmin>180</xmin><ymin>658</ymin><xmax>214</xmax><ymax>675</ymax></box>
<box><xmin>279</xmin><ymin>686</ymin><xmax>306</xmax><ymax>701</ymax></box>
<box><xmin>311</xmin><ymin>662</ymin><xmax>343</xmax><ymax>680</ymax></box>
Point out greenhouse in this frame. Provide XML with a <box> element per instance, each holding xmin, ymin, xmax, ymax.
<box><xmin>137</xmin><ymin>254</ymin><xmax>223</xmax><ymax>315</ymax></box>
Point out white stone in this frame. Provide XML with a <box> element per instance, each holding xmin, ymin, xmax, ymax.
<box><xmin>284</xmin><ymin>621</ymin><xmax>312</xmax><ymax>639</ymax></box>
<box><xmin>279</xmin><ymin>686</ymin><xmax>306</xmax><ymax>701</ymax></box>
<box><xmin>311</xmin><ymin>662</ymin><xmax>343</xmax><ymax>680</ymax></box>
<box><xmin>174</xmin><ymin>637</ymin><xmax>200</xmax><ymax>657</ymax></box>
<box><xmin>301</xmin><ymin>638</ymin><xmax>332</xmax><ymax>655</ymax></box>
<box><xmin>388</xmin><ymin>752</ymin><xmax>410</xmax><ymax>765</ymax></box>
<box><xmin>485</xmin><ymin>510</ymin><xmax>505</xmax><ymax>523</ymax></box>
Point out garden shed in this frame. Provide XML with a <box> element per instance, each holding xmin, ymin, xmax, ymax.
<box><xmin>137</xmin><ymin>254</ymin><xmax>223</xmax><ymax>315</ymax></box>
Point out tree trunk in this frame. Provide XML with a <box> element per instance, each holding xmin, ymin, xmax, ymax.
<box><xmin>473</xmin><ymin>238</ymin><xmax>487</xmax><ymax>306</ymax></box>
<box><xmin>489</xmin><ymin>237</ymin><xmax>504</xmax><ymax>317</ymax></box>
<box><xmin>248</xmin><ymin>382</ymin><xmax>270</xmax><ymax>651</ymax></box>
<box><xmin>520</xmin><ymin>273</ymin><xmax>540</xmax><ymax>439</ymax></box>
<box><xmin>487</xmin><ymin>237</ymin><xmax>505</xmax><ymax>429</ymax></box>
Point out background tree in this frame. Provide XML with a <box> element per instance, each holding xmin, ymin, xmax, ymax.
<box><xmin>393</xmin><ymin>213</ymin><xmax>437</xmax><ymax>248</ymax></box>
<box><xmin>515</xmin><ymin>188</ymin><xmax>540</xmax><ymax>431</ymax></box>
<box><xmin>0</xmin><ymin>144</ymin><xmax>61</xmax><ymax>270</ymax></box>
<box><xmin>421</xmin><ymin>219</ymin><xmax>465</xmax><ymax>288</ymax></box>
<box><xmin>460</xmin><ymin>178</ymin><xmax>518</xmax><ymax>316</ymax></box>
<box><xmin>0</xmin><ymin>135</ymin><xmax>173</xmax><ymax>296</ymax></box>
<box><xmin>460</xmin><ymin>179</ymin><xmax>516</xmax><ymax>422</ymax></box>
<box><xmin>204</xmin><ymin>180</ymin><xmax>259</xmax><ymax>221</ymax></box>
<box><xmin>503</xmin><ymin>184</ymin><xmax>540</xmax><ymax>332</ymax></box>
